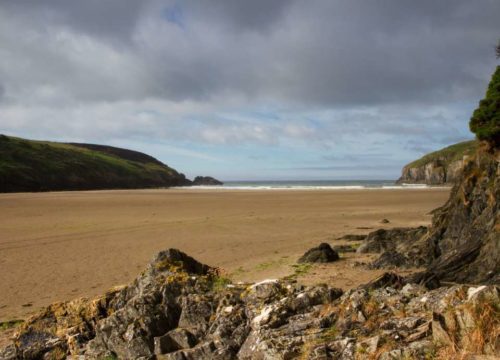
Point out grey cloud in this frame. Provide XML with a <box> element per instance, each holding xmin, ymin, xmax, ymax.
<box><xmin>1</xmin><ymin>0</ymin><xmax>498</xmax><ymax>107</ymax></box>
<box><xmin>182</xmin><ymin>0</ymin><xmax>293</xmax><ymax>33</ymax></box>
<box><xmin>3</xmin><ymin>0</ymin><xmax>144</xmax><ymax>43</ymax></box>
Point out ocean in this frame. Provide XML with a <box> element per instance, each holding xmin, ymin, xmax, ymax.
<box><xmin>186</xmin><ymin>180</ymin><xmax>439</xmax><ymax>190</ymax></box>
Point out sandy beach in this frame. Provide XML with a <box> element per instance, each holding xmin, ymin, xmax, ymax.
<box><xmin>0</xmin><ymin>188</ymin><xmax>450</xmax><ymax>321</ymax></box>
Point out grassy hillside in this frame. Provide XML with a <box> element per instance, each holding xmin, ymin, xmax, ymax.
<box><xmin>0</xmin><ymin>135</ymin><xmax>191</xmax><ymax>192</ymax></box>
<box><xmin>406</xmin><ymin>140</ymin><xmax>478</xmax><ymax>168</ymax></box>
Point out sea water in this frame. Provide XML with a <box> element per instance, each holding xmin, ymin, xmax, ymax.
<box><xmin>186</xmin><ymin>180</ymin><xmax>439</xmax><ymax>190</ymax></box>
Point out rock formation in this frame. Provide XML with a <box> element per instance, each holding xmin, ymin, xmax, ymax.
<box><xmin>192</xmin><ymin>176</ymin><xmax>224</xmax><ymax>186</ymax></box>
<box><xmin>1</xmin><ymin>249</ymin><xmax>498</xmax><ymax>359</ymax></box>
<box><xmin>410</xmin><ymin>146</ymin><xmax>500</xmax><ymax>285</ymax></box>
<box><xmin>298</xmin><ymin>243</ymin><xmax>340</xmax><ymax>263</ymax></box>
<box><xmin>356</xmin><ymin>227</ymin><xmax>428</xmax><ymax>258</ymax></box>
<box><xmin>361</xmin><ymin>145</ymin><xmax>499</xmax><ymax>285</ymax></box>
<box><xmin>397</xmin><ymin>140</ymin><xmax>477</xmax><ymax>185</ymax></box>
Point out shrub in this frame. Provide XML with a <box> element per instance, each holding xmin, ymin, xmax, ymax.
<box><xmin>470</xmin><ymin>66</ymin><xmax>500</xmax><ymax>146</ymax></box>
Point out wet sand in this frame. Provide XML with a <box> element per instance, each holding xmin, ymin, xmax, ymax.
<box><xmin>0</xmin><ymin>188</ymin><xmax>450</xmax><ymax>321</ymax></box>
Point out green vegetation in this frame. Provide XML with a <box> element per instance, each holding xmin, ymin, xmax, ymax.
<box><xmin>0</xmin><ymin>134</ymin><xmax>190</xmax><ymax>192</ymax></box>
<box><xmin>470</xmin><ymin>66</ymin><xmax>500</xmax><ymax>146</ymax></box>
<box><xmin>255</xmin><ymin>257</ymin><xmax>289</xmax><ymax>271</ymax></box>
<box><xmin>0</xmin><ymin>319</ymin><xmax>24</xmax><ymax>331</ymax></box>
<box><xmin>284</xmin><ymin>263</ymin><xmax>313</xmax><ymax>281</ymax></box>
<box><xmin>320</xmin><ymin>325</ymin><xmax>338</xmax><ymax>341</ymax></box>
<box><xmin>103</xmin><ymin>353</ymin><xmax>118</xmax><ymax>360</ymax></box>
<box><xmin>209</xmin><ymin>276</ymin><xmax>232</xmax><ymax>291</ymax></box>
<box><xmin>406</xmin><ymin>140</ymin><xmax>478</xmax><ymax>168</ymax></box>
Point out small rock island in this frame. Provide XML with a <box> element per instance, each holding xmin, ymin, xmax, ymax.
<box><xmin>192</xmin><ymin>176</ymin><xmax>224</xmax><ymax>186</ymax></box>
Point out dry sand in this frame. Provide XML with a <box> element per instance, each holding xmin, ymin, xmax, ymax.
<box><xmin>0</xmin><ymin>188</ymin><xmax>450</xmax><ymax>321</ymax></box>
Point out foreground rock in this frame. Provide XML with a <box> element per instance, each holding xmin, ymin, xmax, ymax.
<box><xmin>192</xmin><ymin>176</ymin><xmax>223</xmax><ymax>186</ymax></box>
<box><xmin>410</xmin><ymin>146</ymin><xmax>500</xmax><ymax>285</ymax></box>
<box><xmin>298</xmin><ymin>243</ymin><xmax>340</xmax><ymax>263</ymax></box>
<box><xmin>1</xmin><ymin>249</ymin><xmax>498</xmax><ymax>360</ymax></box>
<box><xmin>357</xmin><ymin>227</ymin><xmax>427</xmax><ymax>257</ymax></box>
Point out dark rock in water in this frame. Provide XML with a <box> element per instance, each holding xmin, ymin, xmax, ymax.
<box><xmin>380</xmin><ymin>218</ymin><xmax>390</xmax><ymax>224</ymax></box>
<box><xmin>298</xmin><ymin>243</ymin><xmax>340</xmax><ymax>263</ymax></box>
<box><xmin>336</xmin><ymin>234</ymin><xmax>367</xmax><ymax>241</ymax></box>
<box><xmin>192</xmin><ymin>176</ymin><xmax>223</xmax><ymax>186</ymax></box>
<box><xmin>1</xmin><ymin>249</ymin><xmax>499</xmax><ymax>359</ymax></box>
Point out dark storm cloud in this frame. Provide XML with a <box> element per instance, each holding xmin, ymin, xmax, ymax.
<box><xmin>2</xmin><ymin>0</ymin><xmax>144</xmax><ymax>42</ymax></box>
<box><xmin>182</xmin><ymin>0</ymin><xmax>293</xmax><ymax>33</ymax></box>
<box><xmin>1</xmin><ymin>0</ymin><xmax>498</xmax><ymax>106</ymax></box>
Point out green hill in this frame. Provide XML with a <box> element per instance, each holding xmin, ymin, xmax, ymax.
<box><xmin>0</xmin><ymin>135</ymin><xmax>191</xmax><ymax>192</ymax></box>
<box><xmin>406</xmin><ymin>140</ymin><xmax>478</xmax><ymax>168</ymax></box>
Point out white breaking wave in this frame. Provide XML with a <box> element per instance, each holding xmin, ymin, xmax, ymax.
<box><xmin>177</xmin><ymin>184</ymin><xmax>447</xmax><ymax>191</ymax></box>
<box><xmin>185</xmin><ymin>185</ymin><xmax>367</xmax><ymax>190</ymax></box>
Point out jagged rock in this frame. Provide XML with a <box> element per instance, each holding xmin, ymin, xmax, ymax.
<box><xmin>432</xmin><ymin>313</ymin><xmax>454</xmax><ymax>347</ymax></box>
<box><xmin>154</xmin><ymin>328</ymin><xmax>197</xmax><ymax>354</ymax></box>
<box><xmin>298</xmin><ymin>243</ymin><xmax>340</xmax><ymax>263</ymax></box>
<box><xmin>409</xmin><ymin>148</ymin><xmax>500</xmax><ymax>284</ymax></box>
<box><xmin>356</xmin><ymin>335</ymin><xmax>379</xmax><ymax>354</ymax></box>
<box><xmin>369</xmin><ymin>250</ymin><xmax>408</xmax><ymax>269</ymax></box>
<box><xmin>357</xmin><ymin>227</ymin><xmax>428</xmax><ymax>256</ymax></box>
<box><xmin>362</xmin><ymin>272</ymin><xmax>406</xmax><ymax>291</ymax></box>
<box><xmin>2</xmin><ymin>249</ymin><xmax>499</xmax><ymax>359</ymax></box>
<box><xmin>370</xmin><ymin>148</ymin><xmax>499</xmax><ymax>285</ymax></box>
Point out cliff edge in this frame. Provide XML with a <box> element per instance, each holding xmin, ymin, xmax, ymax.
<box><xmin>397</xmin><ymin>140</ymin><xmax>478</xmax><ymax>185</ymax></box>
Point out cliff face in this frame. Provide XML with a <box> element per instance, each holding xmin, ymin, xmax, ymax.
<box><xmin>417</xmin><ymin>145</ymin><xmax>500</xmax><ymax>284</ymax></box>
<box><xmin>397</xmin><ymin>140</ymin><xmax>478</xmax><ymax>185</ymax></box>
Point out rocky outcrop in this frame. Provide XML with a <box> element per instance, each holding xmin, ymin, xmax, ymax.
<box><xmin>298</xmin><ymin>243</ymin><xmax>340</xmax><ymax>263</ymax></box>
<box><xmin>397</xmin><ymin>140</ymin><xmax>477</xmax><ymax>185</ymax></box>
<box><xmin>357</xmin><ymin>227</ymin><xmax>428</xmax><ymax>256</ymax></box>
<box><xmin>409</xmin><ymin>146</ymin><xmax>500</xmax><ymax>285</ymax></box>
<box><xmin>192</xmin><ymin>176</ymin><xmax>223</xmax><ymax>186</ymax></box>
<box><xmin>367</xmin><ymin>146</ymin><xmax>499</xmax><ymax>286</ymax></box>
<box><xmin>1</xmin><ymin>249</ymin><xmax>498</xmax><ymax>359</ymax></box>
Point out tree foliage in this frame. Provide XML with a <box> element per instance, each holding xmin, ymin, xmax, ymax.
<box><xmin>470</xmin><ymin>66</ymin><xmax>500</xmax><ymax>146</ymax></box>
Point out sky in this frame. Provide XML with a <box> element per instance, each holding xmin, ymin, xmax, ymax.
<box><xmin>0</xmin><ymin>1</ymin><xmax>499</xmax><ymax>181</ymax></box>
